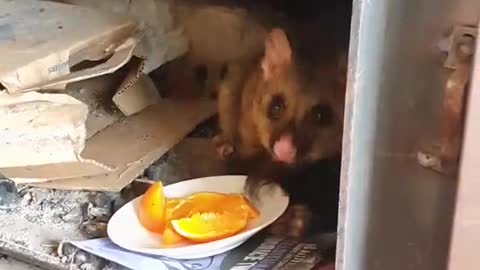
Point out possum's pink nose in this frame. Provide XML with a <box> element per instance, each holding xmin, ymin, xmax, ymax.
<box><xmin>273</xmin><ymin>134</ymin><xmax>296</xmax><ymax>164</ymax></box>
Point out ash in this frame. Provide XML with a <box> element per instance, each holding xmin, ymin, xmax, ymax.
<box><xmin>0</xmin><ymin>188</ymin><xmax>91</xmax><ymax>249</ymax></box>
<box><xmin>0</xmin><ymin>187</ymin><xmax>124</xmax><ymax>269</ymax></box>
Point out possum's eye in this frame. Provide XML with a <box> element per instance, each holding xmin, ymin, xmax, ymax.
<box><xmin>311</xmin><ymin>104</ymin><xmax>334</xmax><ymax>126</ymax></box>
<box><xmin>267</xmin><ymin>94</ymin><xmax>285</xmax><ymax>120</ymax></box>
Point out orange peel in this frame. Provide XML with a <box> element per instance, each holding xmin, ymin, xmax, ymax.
<box><xmin>138</xmin><ymin>182</ymin><xmax>166</xmax><ymax>233</ymax></box>
<box><xmin>171</xmin><ymin>211</ymin><xmax>248</xmax><ymax>242</ymax></box>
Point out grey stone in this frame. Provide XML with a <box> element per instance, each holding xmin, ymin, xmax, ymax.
<box><xmin>92</xmin><ymin>193</ymin><xmax>112</xmax><ymax>209</ymax></box>
<box><xmin>61</xmin><ymin>207</ymin><xmax>83</xmax><ymax>224</ymax></box>
<box><xmin>86</xmin><ymin>203</ymin><xmax>111</xmax><ymax>222</ymax></box>
<box><xmin>20</xmin><ymin>192</ymin><xmax>33</xmax><ymax>207</ymax></box>
<box><xmin>80</xmin><ymin>221</ymin><xmax>107</xmax><ymax>239</ymax></box>
<box><xmin>0</xmin><ymin>177</ymin><xmax>18</xmax><ymax>210</ymax></box>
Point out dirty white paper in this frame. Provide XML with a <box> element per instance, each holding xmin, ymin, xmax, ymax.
<box><xmin>70</xmin><ymin>238</ymin><xmax>227</xmax><ymax>270</ymax></box>
<box><xmin>70</xmin><ymin>233</ymin><xmax>328</xmax><ymax>270</ymax></box>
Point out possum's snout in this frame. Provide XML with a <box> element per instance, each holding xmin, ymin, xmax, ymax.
<box><xmin>272</xmin><ymin>134</ymin><xmax>297</xmax><ymax>164</ymax></box>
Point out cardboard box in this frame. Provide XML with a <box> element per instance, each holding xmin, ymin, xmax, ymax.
<box><xmin>0</xmin><ymin>0</ymin><xmax>140</xmax><ymax>93</ymax></box>
<box><xmin>0</xmin><ymin>0</ymin><xmax>199</xmax><ymax>191</ymax></box>
<box><xmin>0</xmin><ymin>56</ymin><xmax>215</xmax><ymax>189</ymax></box>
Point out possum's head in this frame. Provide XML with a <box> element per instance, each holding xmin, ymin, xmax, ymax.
<box><xmin>251</xmin><ymin>28</ymin><xmax>346</xmax><ymax>166</ymax></box>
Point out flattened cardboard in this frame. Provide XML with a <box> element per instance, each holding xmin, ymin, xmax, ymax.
<box><xmin>112</xmin><ymin>58</ymin><xmax>161</xmax><ymax>116</ymax></box>
<box><xmin>0</xmin><ymin>162</ymin><xmax>111</xmax><ymax>182</ymax></box>
<box><xmin>0</xmin><ymin>0</ymin><xmax>139</xmax><ymax>93</ymax></box>
<box><xmin>55</xmin><ymin>0</ymin><xmax>189</xmax><ymax>73</ymax></box>
<box><xmin>15</xmin><ymin>38</ymin><xmax>139</xmax><ymax>93</ymax></box>
<box><xmin>27</xmin><ymin>99</ymin><xmax>216</xmax><ymax>191</ymax></box>
<box><xmin>0</xmin><ymin>91</ymin><xmax>88</xmax><ymax>167</ymax></box>
<box><xmin>0</xmin><ymin>91</ymin><xmax>114</xmax><ymax>179</ymax></box>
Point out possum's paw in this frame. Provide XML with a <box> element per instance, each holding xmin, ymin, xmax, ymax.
<box><xmin>213</xmin><ymin>135</ymin><xmax>234</xmax><ymax>160</ymax></box>
<box><xmin>268</xmin><ymin>204</ymin><xmax>313</xmax><ymax>238</ymax></box>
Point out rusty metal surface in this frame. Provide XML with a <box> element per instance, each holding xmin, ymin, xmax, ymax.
<box><xmin>447</xmin><ymin>25</ymin><xmax>480</xmax><ymax>270</ymax></box>
<box><xmin>417</xmin><ymin>26</ymin><xmax>476</xmax><ymax>175</ymax></box>
<box><xmin>337</xmin><ymin>0</ymin><xmax>479</xmax><ymax>270</ymax></box>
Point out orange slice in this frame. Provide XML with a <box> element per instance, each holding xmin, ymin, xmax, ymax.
<box><xmin>170</xmin><ymin>192</ymin><xmax>259</xmax><ymax>220</ymax></box>
<box><xmin>170</xmin><ymin>192</ymin><xmax>229</xmax><ymax>220</ymax></box>
<box><xmin>171</xmin><ymin>211</ymin><xmax>248</xmax><ymax>242</ymax></box>
<box><xmin>163</xmin><ymin>224</ymin><xmax>187</xmax><ymax>245</ymax></box>
<box><xmin>162</xmin><ymin>198</ymin><xmax>187</xmax><ymax>246</ymax></box>
<box><xmin>138</xmin><ymin>182</ymin><xmax>166</xmax><ymax>233</ymax></box>
<box><xmin>226</xmin><ymin>194</ymin><xmax>260</xmax><ymax>219</ymax></box>
<box><xmin>166</xmin><ymin>198</ymin><xmax>183</xmax><ymax>218</ymax></box>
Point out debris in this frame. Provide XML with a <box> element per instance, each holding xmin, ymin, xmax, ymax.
<box><xmin>86</xmin><ymin>203</ymin><xmax>111</xmax><ymax>222</ymax></box>
<box><xmin>57</xmin><ymin>240</ymin><xmax>76</xmax><ymax>258</ymax></box>
<box><xmin>74</xmin><ymin>250</ymin><xmax>90</xmax><ymax>264</ymax></box>
<box><xmin>90</xmin><ymin>192</ymin><xmax>112</xmax><ymax>209</ymax></box>
<box><xmin>80</xmin><ymin>221</ymin><xmax>108</xmax><ymax>239</ymax></box>
<box><xmin>20</xmin><ymin>192</ymin><xmax>33</xmax><ymax>207</ymax></box>
<box><xmin>60</xmin><ymin>256</ymin><xmax>68</xmax><ymax>264</ymax></box>
<box><xmin>61</xmin><ymin>207</ymin><xmax>83</xmax><ymax>224</ymax></box>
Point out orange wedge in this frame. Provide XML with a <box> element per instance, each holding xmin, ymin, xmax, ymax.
<box><xmin>170</xmin><ymin>192</ymin><xmax>229</xmax><ymax>220</ymax></box>
<box><xmin>171</xmin><ymin>211</ymin><xmax>248</xmax><ymax>242</ymax></box>
<box><xmin>227</xmin><ymin>194</ymin><xmax>260</xmax><ymax>219</ymax></box>
<box><xmin>163</xmin><ymin>224</ymin><xmax>187</xmax><ymax>245</ymax></box>
<box><xmin>170</xmin><ymin>192</ymin><xmax>259</xmax><ymax>220</ymax></box>
<box><xmin>138</xmin><ymin>182</ymin><xmax>166</xmax><ymax>233</ymax></box>
<box><xmin>162</xmin><ymin>198</ymin><xmax>187</xmax><ymax>245</ymax></box>
<box><xmin>166</xmin><ymin>198</ymin><xmax>183</xmax><ymax>217</ymax></box>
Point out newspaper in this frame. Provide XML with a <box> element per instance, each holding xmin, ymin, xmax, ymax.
<box><xmin>70</xmin><ymin>231</ymin><xmax>336</xmax><ymax>270</ymax></box>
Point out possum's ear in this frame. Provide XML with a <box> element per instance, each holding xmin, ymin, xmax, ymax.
<box><xmin>261</xmin><ymin>28</ymin><xmax>292</xmax><ymax>80</ymax></box>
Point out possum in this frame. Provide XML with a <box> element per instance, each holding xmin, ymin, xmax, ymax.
<box><xmin>214</xmin><ymin>2</ymin><xmax>350</xmax><ymax>239</ymax></box>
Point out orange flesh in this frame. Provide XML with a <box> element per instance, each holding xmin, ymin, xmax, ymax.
<box><xmin>138</xmin><ymin>189</ymin><xmax>260</xmax><ymax>243</ymax></box>
<box><xmin>171</xmin><ymin>211</ymin><xmax>248</xmax><ymax>242</ymax></box>
<box><xmin>162</xmin><ymin>223</ymin><xmax>188</xmax><ymax>246</ymax></box>
<box><xmin>162</xmin><ymin>198</ymin><xmax>187</xmax><ymax>245</ymax></box>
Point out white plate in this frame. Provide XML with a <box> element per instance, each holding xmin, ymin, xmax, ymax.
<box><xmin>107</xmin><ymin>175</ymin><xmax>289</xmax><ymax>259</ymax></box>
